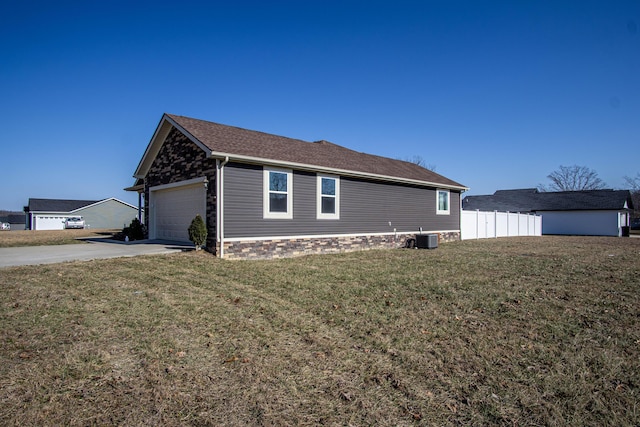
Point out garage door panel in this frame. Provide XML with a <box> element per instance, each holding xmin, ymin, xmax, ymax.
<box><xmin>35</xmin><ymin>216</ymin><xmax>66</xmax><ymax>230</ymax></box>
<box><xmin>153</xmin><ymin>184</ymin><xmax>206</xmax><ymax>242</ymax></box>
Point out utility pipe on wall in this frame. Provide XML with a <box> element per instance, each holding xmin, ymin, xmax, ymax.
<box><xmin>216</xmin><ymin>156</ymin><xmax>230</xmax><ymax>259</ymax></box>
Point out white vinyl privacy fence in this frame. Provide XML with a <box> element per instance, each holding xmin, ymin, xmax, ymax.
<box><xmin>461</xmin><ymin>210</ymin><xmax>542</xmax><ymax>240</ymax></box>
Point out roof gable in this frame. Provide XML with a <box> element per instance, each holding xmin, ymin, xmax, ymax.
<box><xmin>134</xmin><ymin>114</ymin><xmax>467</xmax><ymax>191</ymax></box>
<box><xmin>463</xmin><ymin>189</ymin><xmax>634</xmax><ymax>212</ymax></box>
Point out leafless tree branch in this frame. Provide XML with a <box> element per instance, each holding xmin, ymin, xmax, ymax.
<box><xmin>402</xmin><ymin>155</ymin><xmax>437</xmax><ymax>172</ymax></box>
<box><xmin>624</xmin><ymin>173</ymin><xmax>640</xmax><ymax>217</ymax></box>
<box><xmin>538</xmin><ymin>165</ymin><xmax>606</xmax><ymax>192</ymax></box>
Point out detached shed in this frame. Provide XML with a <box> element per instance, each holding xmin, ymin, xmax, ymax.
<box><xmin>24</xmin><ymin>198</ymin><xmax>139</xmax><ymax>230</ymax></box>
<box><xmin>462</xmin><ymin>189</ymin><xmax>634</xmax><ymax>237</ymax></box>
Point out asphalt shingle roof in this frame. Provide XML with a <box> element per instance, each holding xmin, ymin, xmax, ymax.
<box><xmin>0</xmin><ymin>212</ymin><xmax>25</xmax><ymax>224</ymax></box>
<box><xmin>166</xmin><ymin>114</ymin><xmax>466</xmax><ymax>189</ymax></box>
<box><xmin>463</xmin><ymin>189</ymin><xmax>634</xmax><ymax>212</ymax></box>
<box><xmin>26</xmin><ymin>198</ymin><xmax>99</xmax><ymax>213</ymax></box>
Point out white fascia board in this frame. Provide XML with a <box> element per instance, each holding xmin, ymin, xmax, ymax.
<box><xmin>124</xmin><ymin>184</ymin><xmax>144</xmax><ymax>192</ymax></box>
<box><xmin>149</xmin><ymin>176</ymin><xmax>208</xmax><ymax>192</ymax></box>
<box><xmin>133</xmin><ymin>115</ymin><xmax>211</xmax><ymax>179</ymax></box>
<box><xmin>30</xmin><ymin>211</ymin><xmax>72</xmax><ymax>215</ymax></box>
<box><xmin>133</xmin><ymin>116</ymin><xmax>171</xmax><ymax>178</ymax></box>
<box><xmin>539</xmin><ymin>209</ymin><xmax>618</xmax><ymax>213</ymax></box>
<box><xmin>209</xmin><ymin>151</ymin><xmax>469</xmax><ymax>192</ymax></box>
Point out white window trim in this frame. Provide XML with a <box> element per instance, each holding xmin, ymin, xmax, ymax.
<box><xmin>263</xmin><ymin>167</ymin><xmax>293</xmax><ymax>219</ymax></box>
<box><xmin>317</xmin><ymin>174</ymin><xmax>340</xmax><ymax>220</ymax></box>
<box><xmin>436</xmin><ymin>189</ymin><xmax>450</xmax><ymax>215</ymax></box>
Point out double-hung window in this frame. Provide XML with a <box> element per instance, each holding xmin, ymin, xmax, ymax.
<box><xmin>436</xmin><ymin>189</ymin><xmax>450</xmax><ymax>215</ymax></box>
<box><xmin>317</xmin><ymin>175</ymin><xmax>340</xmax><ymax>219</ymax></box>
<box><xmin>263</xmin><ymin>167</ymin><xmax>293</xmax><ymax>219</ymax></box>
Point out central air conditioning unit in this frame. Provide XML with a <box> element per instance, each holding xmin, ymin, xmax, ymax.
<box><xmin>415</xmin><ymin>234</ymin><xmax>438</xmax><ymax>249</ymax></box>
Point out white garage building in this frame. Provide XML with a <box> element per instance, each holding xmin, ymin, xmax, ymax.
<box><xmin>24</xmin><ymin>198</ymin><xmax>140</xmax><ymax>231</ymax></box>
<box><xmin>462</xmin><ymin>188</ymin><xmax>634</xmax><ymax>237</ymax></box>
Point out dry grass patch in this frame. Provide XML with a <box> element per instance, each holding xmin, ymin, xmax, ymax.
<box><xmin>0</xmin><ymin>229</ymin><xmax>117</xmax><ymax>247</ymax></box>
<box><xmin>1</xmin><ymin>237</ymin><xmax>639</xmax><ymax>426</ymax></box>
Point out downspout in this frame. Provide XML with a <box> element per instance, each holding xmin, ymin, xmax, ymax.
<box><xmin>217</xmin><ymin>156</ymin><xmax>230</xmax><ymax>258</ymax></box>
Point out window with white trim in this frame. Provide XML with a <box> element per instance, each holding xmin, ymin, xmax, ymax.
<box><xmin>436</xmin><ymin>189</ymin><xmax>450</xmax><ymax>215</ymax></box>
<box><xmin>263</xmin><ymin>167</ymin><xmax>293</xmax><ymax>219</ymax></box>
<box><xmin>317</xmin><ymin>175</ymin><xmax>340</xmax><ymax>219</ymax></box>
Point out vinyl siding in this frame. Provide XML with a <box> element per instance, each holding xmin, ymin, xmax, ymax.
<box><xmin>77</xmin><ymin>200</ymin><xmax>139</xmax><ymax>229</ymax></box>
<box><xmin>223</xmin><ymin>162</ymin><xmax>460</xmax><ymax>238</ymax></box>
<box><xmin>541</xmin><ymin>210</ymin><xmax>622</xmax><ymax>236</ymax></box>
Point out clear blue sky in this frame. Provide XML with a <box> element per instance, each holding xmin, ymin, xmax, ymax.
<box><xmin>1</xmin><ymin>0</ymin><xmax>638</xmax><ymax>211</ymax></box>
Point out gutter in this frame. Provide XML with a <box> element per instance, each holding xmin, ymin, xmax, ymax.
<box><xmin>217</xmin><ymin>156</ymin><xmax>230</xmax><ymax>259</ymax></box>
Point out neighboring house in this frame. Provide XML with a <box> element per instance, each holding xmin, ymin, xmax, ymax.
<box><xmin>24</xmin><ymin>198</ymin><xmax>139</xmax><ymax>230</ymax></box>
<box><xmin>462</xmin><ymin>188</ymin><xmax>634</xmax><ymax>237</ymax></box>
<box><xmin>126</xmin><ymin>113</ymin><xmax>468</xmax><ymax>259</ymax></box>
<box><xmin>0</xmin><ymin>212</ymin><xmax>26</xmax><ymax>231</ymax></box>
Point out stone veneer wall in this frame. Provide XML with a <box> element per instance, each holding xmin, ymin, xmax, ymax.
<box><xmin>144</xmin><ymin>127</ymin><xmax>218</xmax><ymax>251</ymax></box>
<box><xmin>222</xmin><ymin>231</ymin><xmax>460</xmax><ymax>260</ymax></box>
<box><xmin>437</xmin><ymin>232</ymin><xmax>459</xmax><ymax>243</ymax></box>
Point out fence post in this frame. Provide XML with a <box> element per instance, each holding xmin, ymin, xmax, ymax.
<box><xmin>485</xmin><ymin>211</ymin><xmax>488</xmax><ymax>239</ymax></box>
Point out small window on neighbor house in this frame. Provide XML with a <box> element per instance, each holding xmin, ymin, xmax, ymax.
<box><xmin>317</xmin><ymin>175</ymin><xmax>340</xmax><ymax>219</ymax></box>
<box><xmin>263</xmin><ymin>167</ymin><xmax>293</xmax><ymax>219</ymax></box>
<box><xmin>437</xmin><ymin>189</ymin><xmax>450</xmax><ymax>215</ymax></box>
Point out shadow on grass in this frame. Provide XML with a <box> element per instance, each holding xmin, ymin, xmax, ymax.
<box><xmin>78</xmin><ymin>236</ymin><xmax>195</xmax><ymax>250</ymax></box>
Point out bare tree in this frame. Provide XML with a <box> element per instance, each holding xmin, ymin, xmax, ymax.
<box><xmin>402</xmin><ymin>155</ymin><xmax>437</xmax><ymax>172</ymax></box>
<box><xmin>624</xmin><ymin>173</ymin><xmax>640</xmax><ymax>192</ymax></box>
<box><xmin>538</xmin><ymin>165</ymin><xmax>607</xmax><ymax>192</ymax></box>
<box><xmin>624</xmin><ymin>173</ymin><xmax>640</xmax><ymax>218</ymax></box>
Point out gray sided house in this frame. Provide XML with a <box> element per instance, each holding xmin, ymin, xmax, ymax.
<box><xmin>462</xmin><ymin>188</ymin><xmax>634</xmax><ymax>237</ymax></box>
<box><xmin>24</xmin><ymin>198</ymin><xmax>139</xmax><ymax>230</ymax></box>
<box><xmin>0</xmin><ymin>211</ymin><xmax>26</xmax><ymax>231</ymax></box>
<box><xmin>127</xmin><ymin>114</ymin><xmax>468</xmax><ymax>259</ymax></box>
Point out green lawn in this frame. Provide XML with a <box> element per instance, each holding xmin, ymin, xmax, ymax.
<box><xmin>1</xmin><ymin>236</ymin><xmax>638</xmax><ymax>426</ymax></box>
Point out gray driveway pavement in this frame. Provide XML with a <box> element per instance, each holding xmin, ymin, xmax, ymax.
<box><xmin>0</xmin><ymin>239</ymin><xmax>194</xmax><ymax>268</ymax></box>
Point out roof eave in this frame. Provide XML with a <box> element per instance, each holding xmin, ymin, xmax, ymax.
<box><xmin>210</xmin><ymin>151</ymin><xmax>469</xmax><ymax>191</ymax></box>
<box><xmin>124</xmin><ymin>184</ymin><xmax>145</xmax><ymax>192</ymax></box>
<box><xmin>535</xmin><ymin>208</ymin><xmax>630</xmax><ymax>212</ymax></box>
<box><xmin>26</xmin><ymin>210</ymin><xmax>72</xmax><ymax>214</ymax></box>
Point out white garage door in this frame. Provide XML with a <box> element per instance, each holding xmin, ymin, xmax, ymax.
<box><xmin>35</xmin><ymin>216</ymin><xmax>66</xmax><ymax>230</ymax></box>
<box><xmin>152</xmin><ymin>183</ymin><xmax>206</xmax><ymax>242</ymax></box>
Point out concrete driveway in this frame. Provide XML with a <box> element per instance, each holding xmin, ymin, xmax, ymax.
<box><xmin>0</xmin><ymin>239</ymin><xmax>194</xmax><ymax>268</ymax></box>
